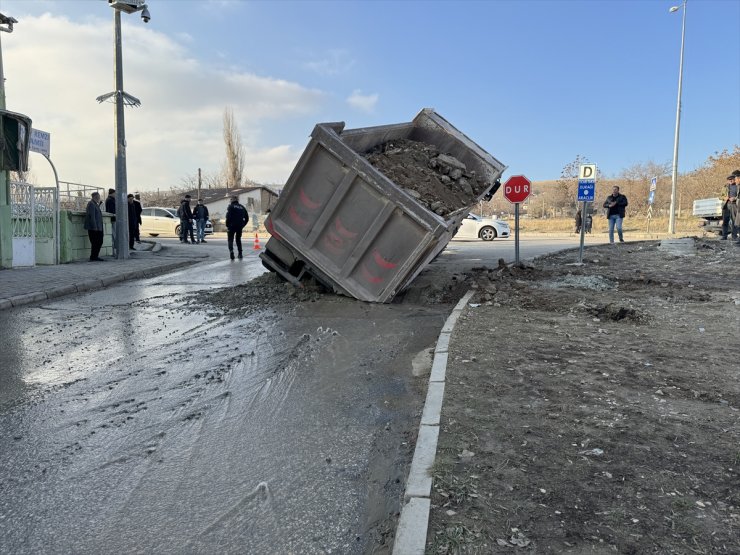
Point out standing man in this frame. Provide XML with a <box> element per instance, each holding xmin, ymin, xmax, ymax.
<box><xmin>193</xmin><ymin>199</ymin><xmax>209</xmax><ymax>244</ymax></box>
<box><xmin>225</xmin><ymin>195</ymin><xmax>249</xmax><ymax>260</ymax></box>
<box><xmin>720</xmin><ymin>173</ymin><xmax>738</xmax><ymax>241</ymax></box>
<box><xmin>84</xmin><ymin>192</ymin><xmax>105</xmax><ymax>262</ymax></box>
<box><xmin>603</xmin><ymin>185</ymin><xmax>629</xmax><ymax>244</ymax></box>
<box><xmin>127</xmin><ymin>194</ymin><xmax>139</xmax><ymax>251</ymax></box>
<box><xmin>574</xmin><ymin>208</ymin><xmax>582</xmax><ymax>234</ymax></box>
<box><xmin>104</xmin><ymin>188</ymin><xmax>116</xmax><ymax>255</ymax></box>
<box><xmin>133</xmin><ymin>193</ymin><xmax>143</xmax><ymax>244</ymax></box>
<box><xmin>178</xmin><ymin>195</ymin><xmax>195</xmax><ymax>244</ymax></box>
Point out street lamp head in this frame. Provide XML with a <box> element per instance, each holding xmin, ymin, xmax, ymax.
<box><xmin>141</xmin><ymin>6</ymin><xmax>151</xmax><ymax>23</ymax></box>
<box><xmin>669</xmin><ymin>6</ymin><xmax>680</xmax><ymax>12</ymax></box>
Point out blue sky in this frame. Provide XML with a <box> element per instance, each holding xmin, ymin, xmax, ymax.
<box><xmin>1</xmin><ymin>0</ymin><xmax>738</xmax><ymax>191</ymax></box>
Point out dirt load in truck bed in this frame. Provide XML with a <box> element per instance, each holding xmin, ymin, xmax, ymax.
<box><xmin>364</xmin><ymin>139</ymin><xmax>487</xmax><ymax>218</ymax></box>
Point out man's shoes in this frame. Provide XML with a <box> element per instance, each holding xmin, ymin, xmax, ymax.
<box><xmin>619</xmin><ymin>239</ymin><xmax>625</xmax><ymax>243</ymax></box>
<box><xmin>230</xmin><ymin>251</ymin><xmax>235</xmax><ymax>260</ymax></box>
<box><xmin>196</xmin><ymin>240</ymin><xmax>200</xmax><ymax>244</ymax></box>
<box><xmin>90</xmin><ymin>257</ymin><xmax>105</xmax><ymax>262</ymax></box>
<box><xmin>238</xmin><ymin>252</ymin><xmax>243</xmax><ymax>259</ymax></box>
<box><xmin>201</xmin><ymin>240</ymin><xmax>207</xmax><ymax>244</ymax></box>
<box><xmin>130</xmin><ymin>246</ymin><xmax>136</xmax><ymax>251</ymax></box>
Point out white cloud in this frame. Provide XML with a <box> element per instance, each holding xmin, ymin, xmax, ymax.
<box><xmin>5</xmin><ymin>13</ymin><xmax>325</xmax><ymax>190</ymax></box>
<box><xmin>346</xmin><ymin>90</ymin><xmax>378</xmax><ymax>112</ymax></box>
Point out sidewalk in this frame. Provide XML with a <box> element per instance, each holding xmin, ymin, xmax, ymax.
<box><xmin>0</xmin><ymin>241</ymin><xmax>208</xmax><ymax>311</ymax></box>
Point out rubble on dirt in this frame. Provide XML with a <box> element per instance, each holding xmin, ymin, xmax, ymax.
<box><xmin>427</xmin><ymin>238</ymin><xmax>740</xmax><ymax>554</ymax></box>
<box><xmin>364</xmin><ymin>139</ymin><xmax>487</xmax><ymax>217</ymax></box>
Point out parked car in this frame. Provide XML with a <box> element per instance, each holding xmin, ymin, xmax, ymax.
<box><xmin>140</xmin><ymin>207</ymin><xmax>213</xmax><ymax>238</ymax></box>
<box><xmin>455</xmin><ymin>213</ymin><xmax>510</xmax><ymax>241</ymax></box>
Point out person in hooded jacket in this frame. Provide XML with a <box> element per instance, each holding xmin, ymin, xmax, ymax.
<box><xmin>225</xmin><ymin>196</ymin><xmax>249</xmax><ymax>260</ymax></box>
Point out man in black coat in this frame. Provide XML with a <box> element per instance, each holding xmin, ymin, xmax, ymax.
<box><xmin>84</xmin><ymin>192</ymin><xmax>105</xmax><ymax>261</ymax></box>
<box><xmin>225</xmin><ymin>195</ymin><xmax>249</xmax><ymax>260</ymax></box>
<box><xmin>603</xmin><ymin>186</ymin><xmax>628</xmax><ymax>244</ymax></box>
<box><xmin>127</xmin><ymin>194</ymin><xmax>138</xmax><ymax>250</ymax></box>
<box><xmin>133</xmin><ymin>193</ymin><xmax>143</xmax><ymax>243</ymax></box>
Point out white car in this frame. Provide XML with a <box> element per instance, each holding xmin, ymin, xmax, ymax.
<box><xmin>455</xmin><ymin>213</ymin><xmax>510</xmax><ymax>241</ymax></box>
<box><xmin>140</xmin><ymin>207</ymin><xmax>213</xmax><ymax>238</ymax></box>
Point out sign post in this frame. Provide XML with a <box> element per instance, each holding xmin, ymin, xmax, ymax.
<box><xmin>503</xmin><ymin>175</ymin><xmax>531</xmax><ymax>265</ymax></box>
<box><xmin>646</xmin><ymin>177</ymin><xmax>657</xmax><ymax>234</ymax></box>
<box><xmin>577</xmin><ymin>164</ymin><xmax>597</xmax><ymax>263</ymax></box>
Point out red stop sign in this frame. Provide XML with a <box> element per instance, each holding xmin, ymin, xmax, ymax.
<box><xmin>503</xmin><ymin>175</ymin><xmax>531</xmax><ymax>204</ymax></box>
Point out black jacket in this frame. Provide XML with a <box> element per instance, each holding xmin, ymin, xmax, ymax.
<box><xmin>603</xmin><ymin>193</ymin><xmax>628</xmax><ymax>218</ymax></box>
<box><xmin>193</xmin><ymin>204</ymin><xmax>209</xmax><ymax>220</ymax></box>
<box><xmin>105</xmin><ymin>195</ymin><xmax>115</xmax><ymax>214</ymax></box>
<box><xmin>178</xmin><ymin>200</ymin><xmax>193</xmax><ymax>221</ymax></box>
<box><xmin>127</xmin><ymin>201</ymin><xmax>138</xmax><ymax>231</ymax></box>
<box><xmin>225</xmin><ymin>202</ymin><xmax>248</xmax><ymax>230</ymax></box>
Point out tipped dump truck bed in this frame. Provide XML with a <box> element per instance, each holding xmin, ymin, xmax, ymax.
<box><xmin>261</xmin><ymin>109</ymin><xmax>506</xmax><ymax>303</ymax></box>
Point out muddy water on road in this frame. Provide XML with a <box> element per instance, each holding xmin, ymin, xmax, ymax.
<box><xmin>0</xmin><ymin>258</ymin><xmax>447</xmax><ymax>554</ymax></box>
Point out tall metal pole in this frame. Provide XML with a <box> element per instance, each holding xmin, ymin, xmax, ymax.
<box><xmin>514</xmin><ymin>202</ymin><xmax>520</xmax><ymax>265</ymax></box>
<box><xmin>668</xmin><ymin>0</ymin><xmax>687</xmax><ymax>234</ymax></box>
<box><xmin>114</xmin><ymin>9</ymin><xmax>129</xmax><ymax>259</ymax></box>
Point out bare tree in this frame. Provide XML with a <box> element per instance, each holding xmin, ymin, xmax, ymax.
<box><xmin>223</xmin><ymin>107</ymin><xmax>246</xmax><ymax>188</ymax></box>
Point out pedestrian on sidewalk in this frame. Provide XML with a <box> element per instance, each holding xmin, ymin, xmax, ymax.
<box><xmin>127</xmin><ymin>194</ymin><xmax>139</xmax><ymax>250</ymax></box>
<box><xmin>193</xmin><ymin>199</ymin><xmax>209</xmax><ymax>244</ymax></box>
<box><xmin>603</xmin><ymin>186</ymin><xmax>628</xmax><ymax>244</ymax></box>
<box><xmin>585</xmin><ymin>213</ymin><xmax>593</xmax><ymax>234</ymax></box>
<box><xmin>178</xmin><ymin>195</ymin><xmax>195</xmax><ymax>244</ymax></box>
<box><xmin>225</xmin><ymin>195</ymin><xmax>249</xmax><ymax>260</ymax></box>
<box><xmin>575</xmin><ymin>209</ymin><xmax>582</xmax><ymax>233</ymax></box>
<box><xmin>84</xmin><ymin>192</ymin><xmax>105</xmax><ymax>262</ymax></box>
<box><xmin>133</xmin><ymin>193</ymin><xmax>143</xmax><ymax>244</ymax></box>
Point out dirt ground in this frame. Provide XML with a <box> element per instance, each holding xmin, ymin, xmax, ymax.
<box><xmin>426</xmin><ymin>238</ymin><xmax>740</xmax><ymax>554</ymax></box>
<box><xmin>365</xmin><ymin>139</ymin><xmax>486</xmax><ymax>217</ymax></box>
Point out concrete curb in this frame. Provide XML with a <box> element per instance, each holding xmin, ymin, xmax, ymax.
<box><xmin>393</xmin><ymin>289</ymin><xmax>475</xmax><ymax>555</ymax></box>
<box><xmin>0</xmin><ymin>258</ymin><xmax>192</xmax><ymax>312</ymax></box>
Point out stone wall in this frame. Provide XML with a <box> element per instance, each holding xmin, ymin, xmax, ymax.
<box><xmin>60</xmin><ymin>210</ymin><xmax>114</xmax><ymax>263</ymax></box>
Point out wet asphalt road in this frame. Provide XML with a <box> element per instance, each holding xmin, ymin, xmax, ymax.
<box><xmin>0</xmin><ymin>236</ymin><xmax>601</xmax><ymax>553</ymax></box>
<box><xmin>0</xmin><ymin>247</ymin><xmax>446</xmax><ymax>554</ymax></box>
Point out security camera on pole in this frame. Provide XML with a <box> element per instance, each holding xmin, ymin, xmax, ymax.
<box><xmin>577</xmin><ymin>164</ymin><xmax>597</xmax><ymax>263</ymax></box>
<box><xmin>503</xmin><ymin>175</ymin><xmax>531</xmax><ymax>265</ymax></box>
<box><xmin>96</xmin><ymin>0</ymin><xmax>151</xmax><ymax>260</ymax></box>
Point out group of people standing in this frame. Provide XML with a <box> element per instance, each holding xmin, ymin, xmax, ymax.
<box><xmin>176</xmin><ymin>195</ymin><xmax>210</xmax><ymax>244</ymax></box>
<box><xmin>721</xmin><ymin>170</ymin><xmax>740</xmax><ymax>242</ymax></box>
<box><xmin>178</xmin><ymin>194</ymin><xmax>249</xmax><ymax>260</ymax></box>
<box><xmin>83</xmin><ymin>189</ymin><xmax>142</xmax><ymax>261</ymax></box>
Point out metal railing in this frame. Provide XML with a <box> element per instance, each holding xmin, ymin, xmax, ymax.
<box><xmin>58</xmin><ymin>181</ymin><xmax>108</xmax><ymax>211</ymax></box>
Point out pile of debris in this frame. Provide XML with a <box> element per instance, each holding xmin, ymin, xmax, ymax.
<box><xmin>364</xmin><ymin>139</ymin><xmax>486</xmax><ymax>217</ymax></box>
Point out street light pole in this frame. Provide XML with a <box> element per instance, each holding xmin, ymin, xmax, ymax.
<box><xmin>668</xmin><ymin>0</ymin><xmax>687</xmax><ymax>234</ymax></box>
<box><xmin>97</xmin><ymin>1</ymin><xmax>149</xmax><ymax>260</ymax></box>
<box><xmin>113</xmin><ymin>9</ymin><xmax>129</xmax><ymax>259</ymax></box>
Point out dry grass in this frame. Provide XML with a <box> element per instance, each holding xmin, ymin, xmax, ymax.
<box><xmin>516</xmin><ymin>216</ymin><xmax>702</xmax><ymax>234</ymax></box>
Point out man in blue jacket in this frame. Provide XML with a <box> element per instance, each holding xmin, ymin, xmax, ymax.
<box><xmin>225</xmin><ymin>196</ymin><xmax>249</xmax><ymax>260</ymax></box>
<box><xmin>603</xmin><ymin>186</ymin><xmax>629</xmax><ymax>244</ymax></box>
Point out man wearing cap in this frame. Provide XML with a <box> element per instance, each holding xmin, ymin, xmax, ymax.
<box><xmin>720</xmin><ymin>173</ymin><xmax>738</xmax><ymax>241</ymax></box>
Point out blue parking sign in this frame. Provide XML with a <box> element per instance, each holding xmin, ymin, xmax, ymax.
<box><xmin>578</xmin><ymin>179</ymin><xmax>595</xmax><ymax>202</ymax></box>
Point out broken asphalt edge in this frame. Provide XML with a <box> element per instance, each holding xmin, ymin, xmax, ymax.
<box><xmin>393</xmin><ymin>289</ymin><xmax>475</xmax><ymax>555</ymax></box>
<box><xmin>0</xmin><ymin>257</ymin><xmax>191</xmax><ymax>312</ymax></box>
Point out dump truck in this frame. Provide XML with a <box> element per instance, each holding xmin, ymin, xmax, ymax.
<box><xmin>692</xmin><ymin>197</ymin><xmax>724</xmax><ymax>236</ymax></box>
<box><xmin>260</xmin><ymin>108</ymin><xmax>507</xmax><ymax>303</ymax></box>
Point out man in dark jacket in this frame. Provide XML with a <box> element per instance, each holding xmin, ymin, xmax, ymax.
<box><xmin>225</xmin><ymin>195</ymin><xmax>249</xmax><ymax>260</ymax></box>
<box><xmin>133</xmin><ymin>193</ymin><xmax>143</xmax><ymax>243</ymax></box>
<box><xmin>127</xmin><ymin>194</ymin><xmax>139</xmax><ymax>250</ymax></box>
<box><xmin>178</xmin><ymin>195</ymin><xmax>195</xmax><ymax>244</ymax></box>
<box><xmin>193</xmin><ymin>199</ymin><xmax>209</xmax><ymax>244</ymax></box>
<box><xmin>84</xmin><ymin>192</ymin><xmax>105</xmax><ymax>261</ymax></box>
<box><xmin>603</xmin><ymin>186</ymin><xmax>628</xmax><ymax>244</ymax></box>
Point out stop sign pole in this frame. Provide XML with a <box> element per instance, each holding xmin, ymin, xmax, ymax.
<box><xmin>503</xmin><ymin>175</ymin><xmax>531</xmax><ymax>264</ymax></box>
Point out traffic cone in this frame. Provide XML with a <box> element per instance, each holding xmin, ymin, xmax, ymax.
<box><xmin>253</xmin><ymin>232</ymin><xmax>261</xmax><ymax>250</ymax></box>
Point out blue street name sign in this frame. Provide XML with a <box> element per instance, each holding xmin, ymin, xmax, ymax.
<box><xmin>577</xmin><ymin>179</ymin><xmax>595</xmax><ymax>202</ymax></box>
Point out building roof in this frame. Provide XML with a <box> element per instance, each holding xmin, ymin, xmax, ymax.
<box><xmin>183</xmin><ymin>186</ymin><xmax>279</xmax><ymax>204</ymax></box>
